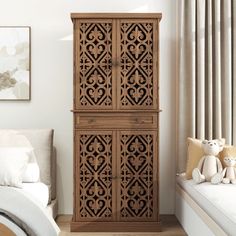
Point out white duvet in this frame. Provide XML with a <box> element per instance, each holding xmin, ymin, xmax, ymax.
<box><xmin>0</xmin><ymin>186</ymin><xmax>60</xmax><ymax>236</ymax></box>
<box><xmin>22</xmin><ymin>182</ymin><xmax>49</xmax><ymax>208</ymax></box>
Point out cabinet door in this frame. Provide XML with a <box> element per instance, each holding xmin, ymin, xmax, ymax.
<box><xmin>75</xmin><ymin>131</ymin><xmax>116</xmax><ymax>221</ymax></box>
<box><xmin>117</xmin><ymin>19</ymin><xmax>158</xmax><ymax>110</ymax></box>
<box><xmin>117</xmin><ymin>131</ymin><xmax>158</xmax><ymax>221</ymax></box>
<box><xmin>74</xmin><ymin>19</ymin><xmax>116</xmax><ymax>110</ymax></box>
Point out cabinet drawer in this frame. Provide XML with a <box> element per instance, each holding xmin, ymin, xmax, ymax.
<box><xmin>75</xmin><ymin>113</ymin><xmax>157</xmax><ymax>129</ymax></box>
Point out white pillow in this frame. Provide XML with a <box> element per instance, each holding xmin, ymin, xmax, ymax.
<box><xmin>0</xmin><ymin>148</ymin><xmax>30</xmax><ymax>188</ymax></box>
<box><xmin>22</xmin><ymin>163</ymin><xmax>40</xmax><ymax>183</ymax></box>
<box><xmin>22</xmin><ymin>149</ymin><xmax>40</xmax><ymax>183</ymax></box>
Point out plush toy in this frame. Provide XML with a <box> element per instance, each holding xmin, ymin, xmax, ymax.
<box><xmin>192</xmin><ymin>139</ymin><xmax>223</xmax><ymax>184</ymax></box>
<box><xmin>211</xmin><ymin>156</ymin><xmax>236</xmax><ymax>184</ymax></box>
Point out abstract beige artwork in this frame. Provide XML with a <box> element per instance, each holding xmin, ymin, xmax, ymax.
<box><xmin>0</xmin><ymin>27</ymin><xmax>30</xmax><ymax>100</ymax></box>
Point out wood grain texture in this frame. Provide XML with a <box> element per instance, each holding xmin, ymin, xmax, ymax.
<box><xmin>72</xmin><ymin>13</ymin><xmax>161</xmax><ymax>232</ymax></box>
<box><xmin>117</xmin><ymin>19</ymin><xmax>158</xmax><ymax>110</ymax></box>
<box><xmin>71</xmin><ymin>13</ymin><xmax>162</xmax><ymax>20</ymax></box>
<box><xmin>75</xmin><ymin>113</ymin><xmax>158</xmax><ymax>129</ymax></box>
<box><xmin>117</xmin><ymin>130</ymin><xmax>158</xmax><ymax>222</ymax></box>
<box><xmin>0</xmin><ymin>224</ymin><xmax>16</xmax><ymax>236</ymax></box>
<box><xmin>75</xmin><ymin>130</ymin><xmax>115</xmax><ymax>222</ymax></box>
<box><xmin>74</xmin><ymin>19</ymin><xmax>114</xmax><ymax>110</ymax></box>
<box><xmin>71</xmin><ymin>221</ymin><xmax>161</xmax><ymax>232</ymax></box>
<box><xmin>58</xmin><ymin>215</ymin><xmax>187</xmax><ymax>236</ymax></box>
<box><xmin>71</xmin><ymin>110</ymin><xmax>162</xmax><ymax>113</ymax></box>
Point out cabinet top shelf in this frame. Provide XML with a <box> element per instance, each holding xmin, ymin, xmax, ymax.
<box><xmin>71</xmin><ymin>109</ymin><xmax>163</xmax><ymax>113</ymax></box>
<box><xmin>71</xmin><ymin>13</ymin><xmax>162</xmax><ymax>20</ymax></box>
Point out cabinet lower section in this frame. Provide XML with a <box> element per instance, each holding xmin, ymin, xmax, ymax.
<box><xmin>72</xmin><ymin>129</ymin><xmax>160</xmax><ymax>231</ymax></box>
<box><xmin>71</xmin><ymin>221</ymin><xmax>161</xmax><ymax>232</ymax></box>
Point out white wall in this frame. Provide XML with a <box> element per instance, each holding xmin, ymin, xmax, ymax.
<box><xmin>0</xmin><ymin>0</ymin><xmax>176</xmax><ymax>214</ymax></box>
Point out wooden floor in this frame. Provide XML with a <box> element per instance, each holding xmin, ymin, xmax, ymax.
<box><xmin>57</xmin><ymin>215</ymin><xmax>187</xmax><ymax>236</ymax></box>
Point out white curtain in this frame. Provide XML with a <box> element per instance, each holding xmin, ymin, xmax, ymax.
<box><xmin>177</xmin><ymin>0</ymin><xmax>236</xmax><ymax>172</ymax></box>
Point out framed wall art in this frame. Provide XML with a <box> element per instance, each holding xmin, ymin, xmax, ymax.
<box><xmin>0</xmin><ymin>26</ymin><xmax>31</xmax><ymax>100</ymax></box>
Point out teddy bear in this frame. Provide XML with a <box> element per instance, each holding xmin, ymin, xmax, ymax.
<box><xmin>211</xmin><ymin>156</ymin><xmax>236</xmax><ymax>184</ymax></box>
<box><xmin>192</xmin><ymin>139</ymin><xmax>223</xmax><ymax>184</ymax></box>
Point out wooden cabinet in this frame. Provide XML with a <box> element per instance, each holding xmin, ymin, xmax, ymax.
<box><xmin>71</xmin><ymin>13</ymin><xmax>162</xmax><ymax>232</ymax></box>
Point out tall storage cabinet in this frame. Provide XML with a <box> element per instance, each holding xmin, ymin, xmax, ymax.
<box><xmin>71</xmin><ymin>13</ymin><xmax>162</xmax><ymax>232</ymax></box>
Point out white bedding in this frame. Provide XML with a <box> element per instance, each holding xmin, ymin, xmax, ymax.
<box><xmin>177</xmin><ymin>175</ymin><xmax>236</xmax><ymax>236</ymax></box>
<box><xmin>22</xmin><ymin>182</ymin><xmax>49</xmax><ymax>208</ymax></box>
<box><xmin>0</xmin><ymin>186</ymin><xmax>60</xmax><ymax>236</ymax></box>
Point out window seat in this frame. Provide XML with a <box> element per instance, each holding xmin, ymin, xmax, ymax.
<box><xmin>176</xmin><ymin>175</ymin><xmax>236</xmax><ymax>236</ymax></box>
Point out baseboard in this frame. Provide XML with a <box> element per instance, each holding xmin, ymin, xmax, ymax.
<box><xmin>70</xmin><ymin>221</ymin><xmax>162</xmax><ymax>232</ymax></box>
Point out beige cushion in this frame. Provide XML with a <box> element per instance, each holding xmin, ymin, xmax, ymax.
<box><xmin>219</xmin><ymin>145</ymin><xmax>236</xmax><ymax>168</ymax></box>
<box><xmin>185</xmin><ymin>137</ymin><xmax>225</xmax><ymax>179</ymax></box>
<box><xmin>0</xmin><ymin>129</ymin><xmax>54</xmax><ymax>202</ymax></box>
<box><xmin>185</xmin><ymin>138</ymin><xmax>204</xmax><ymax>179</ymax></box>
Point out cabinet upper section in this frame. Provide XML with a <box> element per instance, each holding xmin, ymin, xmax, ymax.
<box><xmin>72</xmin><ymin>14</ymin><xmax>161</xmax><ymax>111</ymax></box>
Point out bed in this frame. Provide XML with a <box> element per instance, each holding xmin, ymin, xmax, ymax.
<box><xmin>0</xmin><ymin>129</ymin><xmax>60</xmax><ymax>236</ymax></box>
<box><xmin>176</xmin><ymin>174</ymin><xmax>236</xmax><ymax>236</ymax></box>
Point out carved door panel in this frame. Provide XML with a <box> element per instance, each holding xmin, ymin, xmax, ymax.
<box><xmin>117</xmin><ymin>19</ymin><xmax>158</xmax><ymax>110</ymax></box>
<box><xmin>74</xmin><ymin>20</ymin><xmax>116</xmax><ymax>110</ymax></box>
<box><xmin>117</xmin><ymin>131</ymin><xmax>158</xmax><ymax>221</ymax></box>
<box><xmin>75</xmin><ymin>131</ymin><xmax>116</xmax><ymax>221</ymax></box>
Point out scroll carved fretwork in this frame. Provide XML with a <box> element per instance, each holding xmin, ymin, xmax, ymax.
<box><xmin>119</xmin><ymin>134</ymin><xmax>154</xmax><ymax>220</ymax></box>
<box><xmin>119</xmin><ymin>22</ymin><xmax>154</xmax><ymax>109</ymax></box>
<box><xmin>79</xmin><ymin>134</ymin><xmax>113</xmax><ymax>220</ymax></box>
<box><xmin>73</xmin><ymin>14</ymin><xmax>161</xmax><ymax>231</ymax></box>
<box><xmin>78</xmin><ymin>22</ymin><xmax>113</xmax><ymax>109</ymax></box>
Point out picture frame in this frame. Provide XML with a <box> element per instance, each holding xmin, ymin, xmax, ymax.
<box><xmin>0</xmin><ymin>26</ymin><xmax>31</xmax><ymax>101</ymax></box>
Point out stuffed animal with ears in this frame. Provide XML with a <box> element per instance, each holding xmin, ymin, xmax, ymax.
<box><xmin>211</xmin><ymin>156</ymin><xmax>236</xmax><ymax>184</ymax></box>
<box><xmin>192</xmin><ymin>139</ymin><xmax>223</xmax><ymax>184</ymax></box>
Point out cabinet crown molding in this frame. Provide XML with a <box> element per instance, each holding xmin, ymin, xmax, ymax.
<box><xmin>71</xmin><ymin>13</ymin><xmax>162</xmax><ymax>20</ymax></box>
